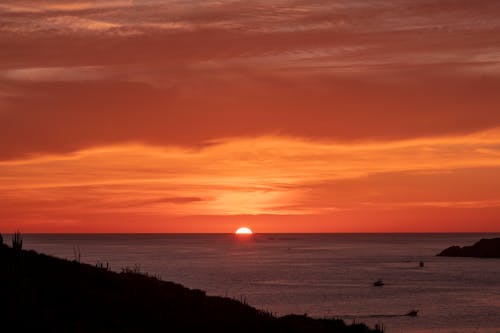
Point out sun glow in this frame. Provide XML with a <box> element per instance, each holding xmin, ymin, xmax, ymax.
<box><xmin>235</xmin><ymin>227</ymin><xmax>253</xmax><ymax>235</ymax></box>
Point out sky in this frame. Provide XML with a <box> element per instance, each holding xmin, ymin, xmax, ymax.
<box><xmin>1</xmin><ymin>0</ymin><xmax>500</xmax><ymax>233</ymax></box>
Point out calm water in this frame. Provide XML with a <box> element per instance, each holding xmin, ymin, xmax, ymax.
<box><xmin>20</xmin><ymin>233</ymin><xmax>500</xmax><ymax>333</ymax></box>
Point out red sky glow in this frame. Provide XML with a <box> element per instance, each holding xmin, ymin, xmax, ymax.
<box><xmin>1</xmin><ymin>0</ymin><xmax>500</xmax><ymax>232</ymax></box>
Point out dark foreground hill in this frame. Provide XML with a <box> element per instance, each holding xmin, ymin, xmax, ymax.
<box><xmin>0</xmin><ymin>244</ymin><xmax>382</xmax><ymax>333</ymax></box>
<box><xmin>437</xmin><ymin>238</ymin><xmax>500</xmax><ymax>258</ymax></box>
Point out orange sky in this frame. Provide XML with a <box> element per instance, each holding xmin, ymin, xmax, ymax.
<box><xmin>1</xmin><ymin>0</ymin><xmax>500</xmax><ymax>232</ymax></box>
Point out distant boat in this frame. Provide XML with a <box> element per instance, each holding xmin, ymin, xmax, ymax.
<box><xmin>373</xmin><ymin>279</ymin><xmax>384</xmax><ymax>287</ymax></box>
<box><xmin>405</xmin><ymin>309</ymin><xmax>419</xmax><ymax>317</ymax></box>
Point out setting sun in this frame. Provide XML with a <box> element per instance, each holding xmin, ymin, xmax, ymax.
<box><xmin>235</xmin><ymin>227</ymin><xmax>253</xmax><ymax>235</ymax></box>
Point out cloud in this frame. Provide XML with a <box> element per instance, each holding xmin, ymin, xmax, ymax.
<box><xmin>1</xmin><ymin>71</ymin><xmax>500</xmax><ymax>160</ymax></box>
<box><xmin>1</xmin><ymin>0</ymin><xmax>500</xmax><ymax>231</ymax></box>
<box><xmin>0</xmin><ymin>1</ymin><xmax>130</xmax><ymax>13</ymax></box>
<box><xmin>119</xmin><ymin>196</ymin><xmax>206</xmax><ymax>208</ymax></box>
<box><xmin>2</xmin><ymin>131</ymin><xmax>500</xmax><ymax>225</ymax></box>
<box><xmin>0</xmin><ymin>1</ymin><xmax>499</xmax><ymax>161</ymax></box>
<box><xmin>1</xmin><ymin>66</ymin><xmax>104</xmax><ymax>82</ymax></box>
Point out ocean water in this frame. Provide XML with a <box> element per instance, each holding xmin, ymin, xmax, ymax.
<box><xmin>20</xmin><ymin>233</ymin><xmax>500</xmax><ymax>333</ymax></box>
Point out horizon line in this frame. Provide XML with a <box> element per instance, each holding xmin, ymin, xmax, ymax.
<box><xmin>4</xmin><ymin>231</ymin><xmax>500</xmax><ymax>235</ymax></box>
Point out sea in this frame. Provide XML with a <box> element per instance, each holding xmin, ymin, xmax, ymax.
<box><xmin>20</xmin><ymin>233</ymin><xmax>500</xmax><ymax>333</ymax></box>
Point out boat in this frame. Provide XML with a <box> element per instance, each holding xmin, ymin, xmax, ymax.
<box><xmin>373</xmin><ymin>279</ymin><xmax>384</xmax><ymax>287</ymax></box>
<box><xmin>405</xmin><ymin>309</ymin><xmax>419</xmax><ymax>317</ymax></box>
<box><xmin>419</xmin><ymin>261</ymin><xmax>424</xmax><ymax>268</ymax></box>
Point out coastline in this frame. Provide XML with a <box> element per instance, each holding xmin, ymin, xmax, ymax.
<box><xmin>0</xmin><ymin>242</ymin><xmax>382</xmax><ymax>333</ymax></box>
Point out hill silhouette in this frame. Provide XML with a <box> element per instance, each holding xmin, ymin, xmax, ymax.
<box><xmin>437</xmin><ymin>238</ymin><xmax>500</xmax><ymax>258</ymax></box>
<box><xmin>0</xmin><ymin>241</ymin><xmax>382</xmax><ymax>333</ymax></box>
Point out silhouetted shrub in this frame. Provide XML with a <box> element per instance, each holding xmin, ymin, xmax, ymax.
<box><xmin>96</xmin><ymin>261</ymin><xmax>110</xmax><ymax>271</ymax></box>
<box><xmin>121</xmin><ymin>264</ymin><xmax>141</xmax><ymax>274</ymax></box>
<box><xmin>12</xmin><ymin>230</ymin><xmax>23</xmax><ymax>250</ymax></box>
<box><xmin>0</xmin><ymin>233</ymin><xmax>3</xmax><ymax>245</ymax></box>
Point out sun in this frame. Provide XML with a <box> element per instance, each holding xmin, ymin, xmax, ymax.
<box><xmin>235</xmin><ymin>227</ymin><xmax>253</xmax><ymax>235</ymax></box>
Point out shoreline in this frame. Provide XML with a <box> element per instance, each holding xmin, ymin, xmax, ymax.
<box><xmin>0</xmin><ymin>241</ymin><xmax>383</xmax><ymax>333</ymax></box>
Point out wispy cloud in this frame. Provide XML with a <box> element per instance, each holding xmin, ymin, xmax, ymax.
<box><xmin>2</xmin><ymin>130</ymin><xmax>500</xmax><ymax>224</ymax></box>
<box><xmin>1</xmin><ymin>66</ymin><xmax>105</xmax><ymax>82</ymax></box>
<box><xmin>1</xmin><ymin>0</ymin><xmax>500</xmax><ymax>231</ymax></box>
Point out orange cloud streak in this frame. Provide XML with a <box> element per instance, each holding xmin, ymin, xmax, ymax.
<box><xmin>2</xmin><ymin>1</ymin><xmax>500</xmax><ymax>232</ymax></box>
<box><xmin>2</xmin><ymin>130</ymin><xmax>500</xmax><ymax>232</ymax></box>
